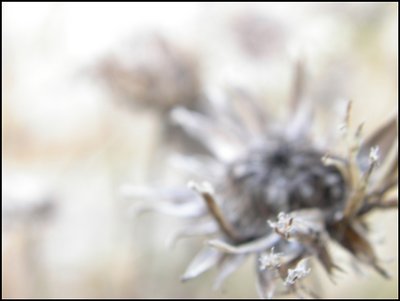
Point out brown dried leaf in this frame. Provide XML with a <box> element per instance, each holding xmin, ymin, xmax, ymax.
<box><xmin>334</xmin><ymin>223</ymin><xmax>389</xmax><ymax>278</ymax></box>
<box><xmin>357</xmin><ymin>115</ymin><xmax>398</xmax><ymax>173</ymax></box>
<box><xmin>317</xmin><ymin>246</ymin><xmax>341</xmax><ymax>276</ymax></box>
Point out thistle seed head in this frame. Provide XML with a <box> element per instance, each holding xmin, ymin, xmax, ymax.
<box><xmin>126</xmin><ymin>67</ymin><xmax>398</xmax><ymax>298</ymax></box>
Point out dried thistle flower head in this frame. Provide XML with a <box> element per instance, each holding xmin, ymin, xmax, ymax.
<box><xmin>126</xmin><ymin>64</ymin><xmax>398</xmax><ymax>298</ymax></box>
<box><xmin>97</xmin><ymin>34</ymin><xmax>209</xmax><ymax>154</ymax></box>
<box><xmin>98</xmin><ymin>34</ymin><xmax>201</xmax><ymax>114</ymax></box>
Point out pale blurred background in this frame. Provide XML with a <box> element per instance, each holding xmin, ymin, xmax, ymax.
<box><xmin>2</xmin><ymin>2</ymin><xmax>398</xmax><ymax>298</ymax></box>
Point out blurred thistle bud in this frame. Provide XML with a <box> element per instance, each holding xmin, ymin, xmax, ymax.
<box><xmin>97</xmin><ymin>34</ymin><xmax>213</xmax><ymax>155</ymax></box>
<box><xmin>98</xmin><ymin>34</ymin><xmax>202</xmax><ymax>114</ymax></box>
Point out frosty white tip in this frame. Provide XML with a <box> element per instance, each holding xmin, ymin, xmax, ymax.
<box><xmin>268</xmin><ymin>212</ymin><xmax>293</xmax><ymax>239</ymax></box>
<box><xmin>369</xmin><ymin>146</ymin><xmax>380</xmax><ymax>163</ymax></box>
<box><xmin>188</xmin><ymin>181</ymin><xmax>215</xmax><ymax>195</ymax></box>
<box><xmin>284</xmin><ymin>259</ymin><xmax>311</xmax><ymax>286</ymax></box>
<box><xmin>260</xmin><ymin>247</ymin><xmax>283</xmax><ymax>270</ymax></box>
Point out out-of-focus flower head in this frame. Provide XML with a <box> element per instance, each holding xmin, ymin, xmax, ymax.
<box><xmin>97</xmin><ymin>34</ymin><xmax>209</xmax><ymax>154</ymax></box>
<box><xmin>98</xmin><ymin>34</ymin><xmax>202</xmax><ymax>114</ymax></box>
<box><xmin>231</xmin><ymin>11</ymin><xmax>288</xmax><ymax>60</ymax></box>
<box><xmin>125</xmin><ymin>62</ymin><xmax>398</xmax><ymax>298</ymax></box>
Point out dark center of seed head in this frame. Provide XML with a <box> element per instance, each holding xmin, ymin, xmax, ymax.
<box><xmin>269</xmin><ymin>145</ymin><xmax>291</xmax><ymax>167</ymax></box>
<box><xmin>241</xmin><ymin>142</ymin><xmax>346</xmax><ymax>212</ymax></box>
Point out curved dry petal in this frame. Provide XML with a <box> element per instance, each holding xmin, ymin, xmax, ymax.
<box><xmin>167</xmin><ymin>222</ymin><xmax>219</xmax><ymax>248</ymax></box>
<box><xmin>129</xmin><ymin>200</ymin><xmax>206</xmax><ymax>218</ymax></box>
<box><xmin>203</xmin><ymin>93</ymin><xmax>252</xmax><ymax>141</ymax></box>
<box><xmin>357</xmin><ymin>115</ymin><xmax>398</xmax><ymax>173</ymax></box>
<box><xmin>372</xmin><ymin>143</ymin><xmax>398</xmax><ymax>192</ymax></box>
<box><xmin>168</xmin><ymin>154</ymin><xmax>224</xmax><ymax>179</ymax></box>
<box><xmin>226</xmin><ymin>87</ymin><xmax>268</xmax><ymax>136</ymax></box>
<box><xmin>170</xmin><ymin>107</ymin><xmax>243</xmax><ymax>162</ymax></box>
<box><xmin>121</xmin><ymin>184</ymin><xmax>196</xmax><ymax>203</ymax></box>
<box><xmin>208</xmin><ymin>233</ymin><xmax>281</xmax><ymax>254</ymax></box>
<box><xmin>289</xmin><ymin>59</ymin><xmax>307</xmax><ymax>115</ymax></box>
<box><xmin>285</xmin><ymin>99</ymin><xmax>314</xmax><ymax>141</ymax></box>
<box><xmin>181</xmin><ymin>247</ymin><xmax>224</xmax><ymax>282</ymax></box>
<box><xmin>213</xmin><ymin>254</ymin><xmax>247</xmax><ymax>290</ymax></box>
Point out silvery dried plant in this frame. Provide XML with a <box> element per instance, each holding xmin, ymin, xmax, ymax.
<box><xmin>97</xmin><ymin>34</ymin><xmax>209</xmax><ymax>154</ymax></box>
<box><xmin>98</xmin><ymin>34</ymin><xmax>201</xmax><ymax>114</ymax></box>
<box><xmin>126</xmin><ymin>63</ymin><xmax>398</xmax><ymax>298</ymax></box>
